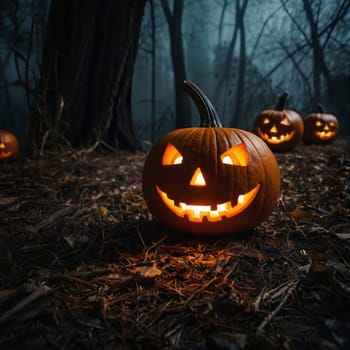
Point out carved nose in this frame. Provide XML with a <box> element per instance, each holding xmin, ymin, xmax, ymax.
<box><xmin>270</xmin><ymin>125</ymin><xmax>278</xmax><ymax>133</ymax></box>
<box><xmin>324</xmin><ymin>125</ymin><xmax>330</xmax><ymax>131</ymax></box>
<box><xmin>190</xmin><ymin>168</ymin><xmax>206</xmax><ymax>186</ymax></box>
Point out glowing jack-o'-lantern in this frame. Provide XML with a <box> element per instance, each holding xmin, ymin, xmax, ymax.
<box><xmin>303</xmin><ymin>104</ymin><xmax>339</xmax><ymax>145</ymax></box>
<box><xmin>142</xmin><ymin>80</ymin><xmax>280</xmax><ymax>235</ymax></box>
<box><xmin>0</xmin><ymin>130</ymin><xmax>19</xmax><ymax>159</ymax></box>
<box><xmin>253</xmin><ymin>92</ymin><xmax>304</xmax><ymax>152</ymax></box>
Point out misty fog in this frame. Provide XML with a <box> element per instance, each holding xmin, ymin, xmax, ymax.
<box><xmin>0</xmin><ymin>0</ymin><xmax>349</xmax><ymax>147</ymax></box>
<box><xmin>132</xmin><ymin>0</ymin><xmax>350</xmax><ymax>143</ymax></box>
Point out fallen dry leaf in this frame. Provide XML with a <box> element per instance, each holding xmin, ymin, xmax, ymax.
<box><xmin>130</xmin><ymin>262</ymin><xmax>162</xmax><ymax>278</ymax></box>
<box><xmin>290</xmin><ymin>205</ymin><xmax>315</xmax><ymax>223</ymax></box>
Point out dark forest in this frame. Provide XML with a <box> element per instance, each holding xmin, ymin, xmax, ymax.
<box><xmin>0</xmin><ymin>0</ymin><xmax>349</xmax><ymax>149</ymax></box>
<box><xmin>1</xmin><ymin>1</ymin><xmax>350</xmax><ymax>349</ymax></box>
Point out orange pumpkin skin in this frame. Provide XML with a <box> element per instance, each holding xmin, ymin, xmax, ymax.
<box><xmin>0</xmin><ymin>130</ymin><xmax>19</xmax><ymax>159</ymax></box>
<box><xmin>303</xmin><ymin>105</ymin><xmax>339</xmax><ymax>145</ymax></box>
<box><xmin>253</xmin><ymin>93</ymin><xmax>304</xmax><ymax>152</ymax></box>
<box><xmin>142</xmin><ymin>81</ymin><xmax>280</xmax><ymax>236</ymax></box>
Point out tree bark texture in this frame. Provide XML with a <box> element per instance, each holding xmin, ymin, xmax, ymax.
<box><xmin>231</xmin><ymin>0</ymin><xmax>249</xmax><ymax>128</ymax></box>
<box><xmin>213</xmin><ymin>2</ymin><xmax>239</xmax><ymax>122</ymax></box>
<box><xmin>150</xmin><ymin>0</ymin><xmax>156</xmax><ymax>142</ymax></box>
<box><xmin>38</xmin><ymin>0</ymin><xmax>146</xmax><ymax>150</ymax></box>
<box><xmin>302</xmin><ymin>0</ymin><xmax>350</xmax><ymax>107</ymax></box>
<box><xmin>161</xmin><ymin>0</ymin><xmax>191</xmax><ymax>129</ymax></box>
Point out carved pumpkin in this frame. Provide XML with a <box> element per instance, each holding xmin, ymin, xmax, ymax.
<box><xmin>0</xmin><ymin>130</ymin><xmax>19</xmax><ymax>159</ymax></box>
<box><xmin>142</xmin><ymin>81</ymin><xmax>280</xmax><ymax>235</ymax></box>
<box><xmin>303</xmin><ymin>104</ymin><xmax>339</xmax><ymax>145</ymax></box>
<box><xmin>253</xmin><ymin>92</ymin><xmax>304</xmax><ymax>152</ymax></box>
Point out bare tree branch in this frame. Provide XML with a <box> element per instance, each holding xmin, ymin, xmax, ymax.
<box><xmin>250</xmin><ymin>3</ymin><xmax>284</xmax><ymax>62</ymax></box>
<box><xmin>321</xmin><ymin>0</ymin><xmax>350</xmax><ymax>50</ymax></box>
<box><xmin>278</xmin><ymin>39</ymin><xmax>313</xmax><ymax>99</ymax></box>
<box><xmin>280</xmin><ymin>0</ymin><xmax>311</xmax><ymax>45</ymax></box>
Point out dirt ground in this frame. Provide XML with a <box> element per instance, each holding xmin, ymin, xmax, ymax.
<box><xmin>0</xmin><ymin>140</ymin><xmax>349</xmax><ymax>349</ymax></box>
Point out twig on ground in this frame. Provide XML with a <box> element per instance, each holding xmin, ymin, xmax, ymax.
<box><xmin>0</xmin><ymin>284</ymin><xmax>52</xmax><ymax>325</ymax></box>
<box><xmin>256</xmin><ymin>279</ymin><xmax>299</xmax><ymax>335</ymax></box>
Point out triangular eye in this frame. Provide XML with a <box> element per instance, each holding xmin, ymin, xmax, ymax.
<box><xmin>220</xmin><ymin>143</ymin><xmax>249</xmax><ymax>167</ymax></box>
<box><xmin>315</xmin><ymin>120</ymin><xmax>322</xmax><ymax>127</ymax></box>
<box><xmin>263</xmin><ymin>118</ymin><xmax>270</xmax><ymax>124</ymax></box>
<box><xmin>162</xmin><ymin>143</ymin><xmax>183</xmax><ymax>166</ymax></box>
<box><xmin>280</xmin><ymin>118</ymin><xmax>291</xmax><ymax>126</ymax></box>
<box><xmin>329</xmin><ymin>122</ymin><xmax>335</xmax><ymax>127</ymax></box>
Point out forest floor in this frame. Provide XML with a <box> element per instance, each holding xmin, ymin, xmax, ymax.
<box><xmin>0</xmin><ymin>140</ymin><xmax>349</xmax><ymax>350</ymax></box>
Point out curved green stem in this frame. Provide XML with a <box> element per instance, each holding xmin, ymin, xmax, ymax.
<box><xmin>275</xmin><ymin>92</ymin><xmax>289</xmax><ymax>111</ymax></box>
<box><xmin>182</xmin><ymin>80</ymin><xmax>222</xmax><ymax>127</ymax></box>
<box><xmin>317</xmin><ymin>104</ymin><xmax>325</xmax><ymax>113</ymax></box>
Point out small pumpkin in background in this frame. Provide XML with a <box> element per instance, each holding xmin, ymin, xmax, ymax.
<box><xmin>253</xmin><ymin>92</ymin><xmax>304</xmax><ymax>152</ymax></box>
<box><xmin>0</xmin><ymin>130</ymin><xmax>19</xmax><ymax>159</ymax></box>
<box><xmin>142</xmin><ymin>80</ymin><xmax>280</xmax><ymax>236</ymax></box>
<box><xmin>303</xmin><ymin>104</ymin><xmax>339</xmax><ymax>145</ymax></box>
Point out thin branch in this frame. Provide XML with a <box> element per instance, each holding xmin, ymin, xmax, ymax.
<box><xmin>24</xmin><ymin>14</ymin><xmax>37</xmax><ymax>112</ymax></box>
<box><xmin>280</xmin><ymin>0</ymin><xmax>311</xmax><ymax>45</ymax></box>
<box><xmin>278</xmin><ymin>39</ymin><xmax>312</xmax><ymax>98</ymax></box>
<box><xmin>321</xmin><ymin>0</ymin><xmax>350</xmax><ymax>50</ymax></box>
<box><xmin>256</xmin><ymin>280</ymin><xmax>299</xmax><ymax>336</ymax></box>
<box><xmin>217</xmin><ymin>0</ymin><xmax>228</xmax><ymax>43</ymax></box>
<box><xmin>0</xmin><ymin>284</ymin><xmax>52</xmax><ymax>325</ymax></box>
<box><xmin>160</xmin><ymin>0</ymin><xmax>172</xmax><ymax>23</ymax></box>
<box><xmin>250</xmin><ymin>3</ymin><xmax>284</xmax><ymax>61</ymax></box>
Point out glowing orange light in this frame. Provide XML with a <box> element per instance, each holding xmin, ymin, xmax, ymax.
<box><xmin>220</xmin><ymin>143</ymin><xmax>249</xmax><ymax>166</ymax></box>
<box><xmin>315</xmin><ymin>130</ymin><xmax>336</xmax><ymax>140</ymax></box>
<box><xmin>190</xmin><ymin>168</ymin><xmax>206</xmax><ymax>186</ymax></box>
<box><xmin>162</xmin><ymin>143</ymin><xmax>183</xmax><ymax>165</ymax></box>
<box><xmin>280</xmin><ymin>118</ymin><xmax>291</xmax><ymax>126</ymax></box>
<box><xmin>270</xmin><ymin>125</ymin><xmax>278</xmax><ymax>133</ymax></box>
<box><xmin>156</xmin><ymin>184</ymin><xmax>260</xmax><ymax>223</ymax></box>
<box><xmin>0</xmin><ymin>142</ymin><xmax>13</xmax><ymax>159</ymax></box>
<box><xmin>258</xmin><ymin>128</ymin><xmax>295</xmax><ymax>144</ymax></box>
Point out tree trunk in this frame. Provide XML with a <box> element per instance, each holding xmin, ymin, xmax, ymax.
<box><xmin>0</xmin><ymin>51</ymin><xmax>15</xmax><ymax>131</ymax></box>
<box><xmin>217</xmin><ymin>0</ymin><xmax>229</xmax><ymax>44</ymax></box>
<box><xmin>303</xmin><ymin>0</ymin><xmax>333</xmax><ymax>107</ymax></box>
<box><xmin>150</xmin><ymin>0</ymin><xmax>156</xmax><ymax>142</ymax></box>
<box><xmin>35</xmin><ymin>0</ymin><xmax>145</xmax><ymax>151</ymax></box>
<box><xmin>303</xmin><ymin>0</ymin><xmax>323</xmax><ymax>106</ymax></box>
<box><xmin>231</xmin><ymin>0</ymin><xmax>249</xmax><ymax>128</ymax></box>
<box><xmin>160</xmin><ymin>0</ymin><xmax>191</xmax><ymax>129</ymax></box>
<box><xmin>213</xmin><ymin>1</ymin><xmax>239</xmax><ymax>122</ymax></box>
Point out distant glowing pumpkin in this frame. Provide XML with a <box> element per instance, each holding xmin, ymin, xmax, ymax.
<box><xmin>303</xmin><ymin>104</ymin><xmax>339</xmax><ymax>145</ymax></box>
<box><xmin>253</xmin><ymin>92</ymin><xmax>304</xmax><ymax>152</ymax></box>
<box><xmin>0</xmin><ymin>130</ymin><xmax>19</xmax><ymax>159</ymax></box>
<box><xmin>142</xmin><ymin>80</ymin><xmax>280</xmax><ymax>236</ymax></box>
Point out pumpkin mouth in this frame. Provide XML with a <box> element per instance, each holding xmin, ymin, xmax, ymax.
<box><xmin>258</xmin><ymin>129</ymin><xmax>295</xmax><ymax>144</ymax></box>
<box><xmin>0</xmin><ymin>143</ymin><xmax>12</xmax><ymax>158</ymax></box>
<box><xmin>0</xmin><ymin>151</ymin><xmax>13</xmax><ymax>158</ymax></box>
<box><xmin>155</xmin><ymin>184</ymin><xmax>260</xmax><ymax>223</ymax></box>
<box><xmin>315</xmin><ymin>130</ymin><xmax>335</xmax><ymax>140</ymax></box>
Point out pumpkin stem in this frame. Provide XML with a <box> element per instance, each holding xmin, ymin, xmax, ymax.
<box><xmin>317</xmin><ymin>104</ymin><xmax>325</xmax><ymax>113</ymax></box>
<box><xmin>183</xmin><ymin>80</ymin><xmax>222</xmax><ymax>127</ymax></box>
<box><xmin>275</xmin><ymin>92</ymin><xmax>289</xmax><ymax>111</ymax></box>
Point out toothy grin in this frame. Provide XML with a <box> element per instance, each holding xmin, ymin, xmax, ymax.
<box><xmin>315</xmin><ymin>131</ymin><xmax>334</xmax><ymax>140</ymax></box>
<box><xmin>156</xmin><ymin>184</ymin><xmax>260</xmax><ymax>223</ymax></box>
<box><xmin>259</xmin><ymin>130</ymin><xmax>295</xmax><ymax>144</ymax></box>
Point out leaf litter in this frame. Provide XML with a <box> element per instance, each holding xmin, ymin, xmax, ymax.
<box><xmin>0</xmin><ymin>141</ymin><xmax>349</xmax><ymax>349</ymax></box>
